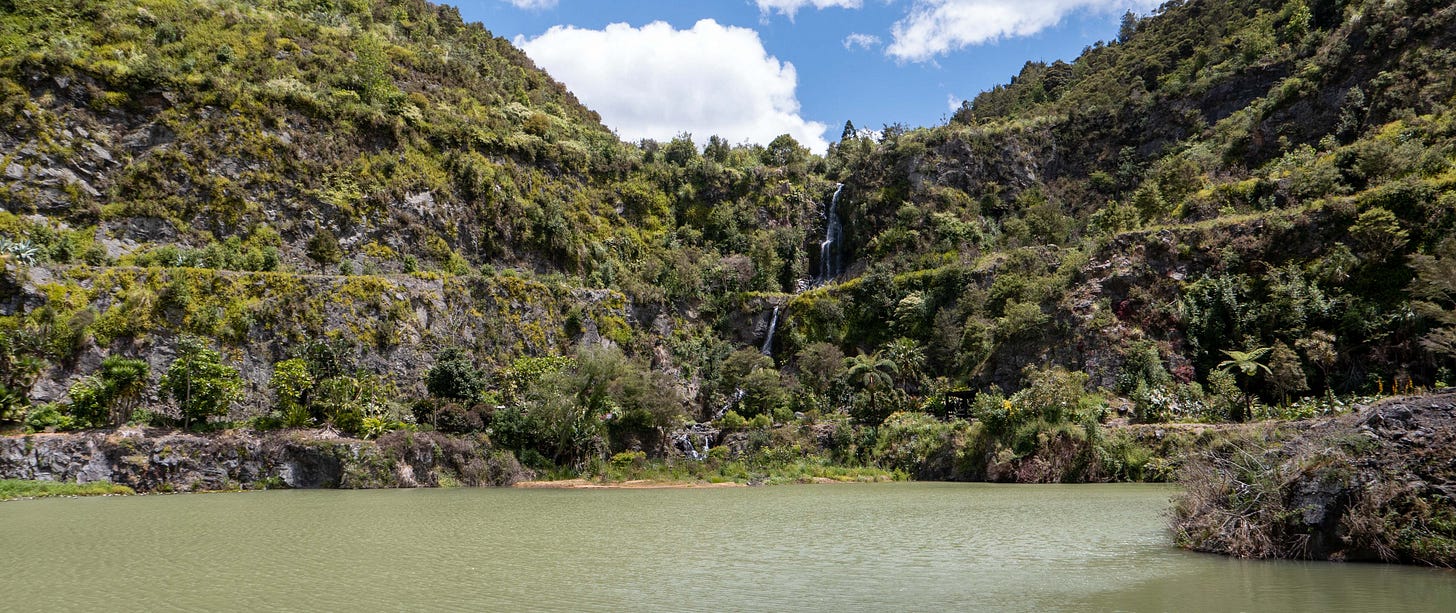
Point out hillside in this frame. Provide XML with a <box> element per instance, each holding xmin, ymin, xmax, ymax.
<box><xmin>1</xmin><ymin>0</ymin><xmax>1454</xmax><ymax>484</ymax></box>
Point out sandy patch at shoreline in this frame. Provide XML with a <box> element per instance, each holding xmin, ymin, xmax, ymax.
<box><xmin>512</xmin><ymin>478</ymin><xmax>747</xmax><ymax>489</ymax></box>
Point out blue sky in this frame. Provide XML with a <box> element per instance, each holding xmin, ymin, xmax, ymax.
<box><xmin>450</xmin><ymin>1</ymin><xmax>1160</xmax><ymax>151</ymax></box>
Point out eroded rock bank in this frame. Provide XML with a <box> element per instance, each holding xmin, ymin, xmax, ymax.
<box><xmin>0</xmin><ymin>429</ymin><xmax>530</xmax><ymax>493</ymax></box>
<box><xmin>1173</xmin><ymin>391</ymin><xmax>1456</xmax><ymax>566</ymax></box>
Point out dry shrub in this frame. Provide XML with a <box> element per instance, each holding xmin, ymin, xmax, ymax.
<box><xmin>1172</xmin><ymin>440</ymin><xmax>1294</xmax><ymax>559</ymax></box>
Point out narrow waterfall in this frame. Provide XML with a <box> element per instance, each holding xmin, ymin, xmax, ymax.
<box><xmin>713</xmin><ymin>388</ymin><xmax>746</xmax><ymax>420</ymax></box>
<box><xmin>818</xmin><ymin>183</ymin><xmax>845</xmax><ymax>284</ymax></box>
<box><xmin>761</xmin><ymin>306</ymin><xmax>781</xmax><ymax>356</ymax></box>
<box><xmin>672</xmin><ymin>425</ymin><xmax>717</xmax><ymax>461</ymax></box>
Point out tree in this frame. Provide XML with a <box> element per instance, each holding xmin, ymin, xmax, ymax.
<box><xmin>99</xmin><ymin>356</ymin><xmax>149</xmax><ymax>426</ymax></box>
<box><xmin>762</xmin><ymin>134</ymin><xmax>807</xmax><ymax>168</ymax></box>
<box><xmin>1216</xmin><ymin>348</ymin><xmax>1271</xmax><ymax>422</ymax></box>
<box><xmin>1118</xmin><ymin>10</ymin><xmax>1139</xmax><ymax>43</ymax></box>
<box><xmin>352</xmin><ymin>33</ymin><xmax>398</xmax><ymax>104</ymax></box>
<box><xmin>1296</xmin><ymin>331</ymin><xmax>1338</xmax><ymax>393</ymax></box>
<box><xmin>840</xmin><ymin>120</ymin><xmax>857</xmax><ymax>142</ymax></box>
<box><xmin>270</xmin><ymin>357</ymin><xmax>314</xmax><ymax>427</ymax></box>
<box><xmin>795</xmin><ymin>342</ymin><xmax>844</xmax><ymax>396</ymax></box>
<box><xmin>844</xmin><ymin>351</ymin><xmax>899</xmax><ymax>424</ymax></box>
<box><xmin>63</xmin><ymin>356</ymin><xmax>150</xmax><ymax>428</ymax></box>
<box><xmin>1349</xmin><ymin>207</ymin><xmax>1409</xmax><ymax>264</ymax></box>
<box><xmin>1116</xmin><ymin>340</ymin><xmax>1170</xmax><ymax>396</ymax></box>
<box><xmin>1267</xmin><ymin>342</ymin><xmax>1308</xmax><ymax>406</ymax></box>
<box><xmin>306</xmin><ymin>227</ymin><xmax>343</xmax><ymax>273</ymax></box>
<box><xmin>1411</xmin><ymin>238</ymin><xmax>1456</xmax><ymax>360</ymax></box>
<box><xmin>704</xmin><ymin>135</ymin><xmax>731</xmax><ymax>163</ymax></box>
<box><xmin>160</xmin><ymin>336</ymin><xmax>242</xmax><ymax>430</ymax></box>
<box><xmin>738</xmin><ymin>367</ymin><xmax>787</xmax><ymax>418</ymax></box>
<box><xmin>881</xmin><ymin>337</ymin><xmax>926</xmax><ymax>392</ymax></box>
<box><xmin>65</xmin><ymin>376</ymin><xmax>109</xmax><ymax>429</ymax></box>
<box><xmin>426</xmin><ymin>347</ymin><xmax>485</xmax><ymax>402</ymax></box>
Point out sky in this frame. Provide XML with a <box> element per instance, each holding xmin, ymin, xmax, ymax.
<box><xmin>451</xmin><ymin>1</ymin><xmax>1163</xmax><ymax>153</ymax></box>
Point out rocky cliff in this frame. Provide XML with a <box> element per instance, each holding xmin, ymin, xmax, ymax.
<box><xmin>0</xmin><ymin>428</ymin><xmax>530</xmax><ymax>491</ymax></box>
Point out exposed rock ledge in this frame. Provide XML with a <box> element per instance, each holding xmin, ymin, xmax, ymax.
<box><xmin>1172</xmin><ymin>391</ymin><xmax>1456</xmax><ymax>566</ymax></box>
<box><xmin>0</xmin><ymin>429</ymin><xmax>530</xmax><ymax>493</ymax></box>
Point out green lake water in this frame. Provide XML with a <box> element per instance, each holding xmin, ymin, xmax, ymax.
<box><xmin>2</xmin><ymin>482</ymin><xmax>1453</xmax><ymax>612</ymax></box>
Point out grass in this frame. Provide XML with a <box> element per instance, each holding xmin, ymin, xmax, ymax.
<box><xmin>0</xmin><ymin>479</ymin><xmax>135</xmax><ymax>501</ymax></box>
<box><xmin>598</xmin><ymin>455</ymin><xmax>903</xmax><ymax>486</ymax></box>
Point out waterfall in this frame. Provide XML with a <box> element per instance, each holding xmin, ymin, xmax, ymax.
<box><xmin>761</xmin><ymin>306</ymin><xmax>781</xmax><ymax>356</ymax></box>
<box><xmin>713</xmin><ymin>388</ymin><xmax>746</xmax><ymax>421</ymax></box>
<box><xmin>818</xmin><ymin>183</ymin><xmax>845</xmax><ymax>284</ymax></box>
<box><xmin>677</xmin><ymin>433</ymin><xmax>704</xmax><ymax>461</ymax></box>
<box><xmin>673</xmin><ymin>424</ymin><xmax>718</xmax><ymax>461</ymax></box>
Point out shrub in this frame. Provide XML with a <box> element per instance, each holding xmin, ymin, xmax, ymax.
<box><xmin>24</xmin><ymin>403</ymin><xmax>73</xmax><ymax>433</ymax></box>
<box><xmin>270</xmin><ymin>358</ymin><xmax>313</xmax><ymax>427</ymax></box>
<box><xmin>159</xmin><ymin>336</ymin><xmax>242</xmax><ymax>430</ymax></box>
<box><xmin>1009</xmin><ymin>365</ymin><xmax>1099</xmax><ymax>425</ymax></box>
<box><xmin>717</xmin><ymin>409</ymin><xmax>748</xmax><ymax>431</ymax></box>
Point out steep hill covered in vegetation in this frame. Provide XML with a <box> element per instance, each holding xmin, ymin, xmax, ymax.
<box><xmin>2</xmin><ymin>0</ymin><xmax>1454</xmax><ymax>486</ymax></box>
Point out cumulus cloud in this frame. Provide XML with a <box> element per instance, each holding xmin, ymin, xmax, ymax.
<box><xmin>842</xmin><ymin>32</ymin><xmax>882</xmax><ymax>51</ymax></box>
<box><xmin>504</xmin><ymin>0</ymin><xmax>557</xmax><ymax>10</ymax></box>
<box><xmin>517</xmin><ymin>20</ymin><xmax>829</xmax><ymax>152</ymax></box>
<box><xmin>887</xmin><ymin>0</ymin><xmax>1161</xmax><ymax>62</ymax></box>
<box><xmin>755</xmin><ymin>0</ymin><xmax>863</xmax><ymax>18</ymax></box>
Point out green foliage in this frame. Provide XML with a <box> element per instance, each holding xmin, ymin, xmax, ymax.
<box><xmin>1411</xmin><ymin>238</ymin><xmax>1456</xmax><ymax>360</ymax></box>
<box><xmin>0</xmin><ymin>479</ymin><xmax>134</xmax><ymax>501</ymax></box>
<box><xmin>1349</xmin><ymin>207</ymin><xmax>1409</xmax><ymax>263</ymax></box>
<box><xmin>159</xmin><ymin>336</ymin><xmax>242</xmax><ymax>430</ymax></box>
<box><xmin>269</xmin><ymin>357</ymin><xmax>313</xmax><ymax>427</ymax></box>
<box><xmin>1267</xmin><ymin>342</ymin><xmax>1309</xmax><ymax>405</ymax></box>
<box><xmin>1217</xmin><ymin>348</ymin><xmax>1272</xmax><ymax>422</ymax></box>
<box><xmin>1009</xmin><ymin>365</ymin><xmax>1100</xmax><ymax>426</ymax></box>
<box><xmin>55</xmin><ymin>355</ymin><xmax>150</xmax><ymax>429</ymax></box>
<box><xmin>306</xmin><ymin>228</ymin><xmax>344</xmax><ymax>273</ymax></box>
<box><xmin>426</xmin><ymin>347</ymin><xmax>485</xmax><ymax>402</ymax></box>
<box><xmin>716</xmin><ymin>409</ymin><xmax>748</xmax><ymax>432</ymax></box>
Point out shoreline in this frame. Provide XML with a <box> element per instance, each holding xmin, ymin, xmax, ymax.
<box><xmin>513</xmin><ymin>478</ymin><xmax>747</xmax><ymax>489</ymax></box>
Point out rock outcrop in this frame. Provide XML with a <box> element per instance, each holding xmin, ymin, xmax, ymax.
<box><xmin>1172</xmin><ymin>392</ymin><xmax>1456</xmax><ymax>566</ymax></box>
<box><xmin>0</xmin><ymin>429</ymin><xmax>530</xmax><ymax>492</ymax></box>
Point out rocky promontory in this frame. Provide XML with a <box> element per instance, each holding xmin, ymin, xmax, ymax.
<box><xmin>1173</xmin><ymin>391</ymin><xmax>1456</xmax><ymax>566</ymax></box>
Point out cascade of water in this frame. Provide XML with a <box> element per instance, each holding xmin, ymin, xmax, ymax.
<box><xmin>761</xmin><ymin>306</ymin><xmax>781</xmax><ymax>356</ymax></box>
<box><xmin>818</xmin><ymin>183</ymin><xmax>845</xmax><ymax>284</ymax></box>
<box><xmin>676</xmin><ymin>433</ymin><xmax>703</xmax><ymax>460</ymax></box>
<box><xmin>713</xmin><ymin>388</ymin><xmax>746</xmax><ymax>421</ymax></box>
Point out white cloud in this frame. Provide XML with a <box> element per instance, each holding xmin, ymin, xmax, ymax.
<box><xmin>504</xmin><ymin>0</ymin><xmax>557</xmax><ymax>10</ymax></box>
<box><xmin>947</xmin><ymin>93</ymin><xmax>963</xmax><ymax>112</ymax></box>
<box><xmin>887</xmin><ymin>0</ymin><xmax>1160</xmax><ymax>62</ymax></box>
<box><xmin>517</xmin><ymin>20</ymin><xmax>830</xmax><ymax>153</ymax></box>
<box><xmin>755</xmin><ymin>0</ymin><xmax>863</xmax><ymax>18</ymax></box>
<box><xmin>842</xmin><ymin>32</ymin><xmax>882</xmax><ymax>51</ymax></box>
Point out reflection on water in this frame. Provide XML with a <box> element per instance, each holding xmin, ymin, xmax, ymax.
<box><xmin>2</xmin><ymin>483</ymin><xmax>1452</xmax><ymax>612</ymax></box>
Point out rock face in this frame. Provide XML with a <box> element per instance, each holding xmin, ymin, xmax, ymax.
<box><xmin>0</xmin><ymin>429</ymin><xmax>530</xmax><ymax>492</ymax></box>
<box><xmin>1172</xmin><ymin>392</ymin><xmax>1456</xmax><ymax>566</ymax></box>
<box><xmin>5</xmin><ymin>267</ymin><xmax>629</xmax><ymax>414</ymax></box>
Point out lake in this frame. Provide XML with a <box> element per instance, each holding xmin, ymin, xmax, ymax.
<box><xmin>3</xmin><ymin>483</ymin><xmax>1453</xmax><ymax>611</ymax></box>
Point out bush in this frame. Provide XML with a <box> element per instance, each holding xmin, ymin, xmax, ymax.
<box><xmin>717</xmin><ymin>409</ymin><xmax>748</xmax><ymax>431</ymax></box>
<box><xmin>871</xmin><ymin>412</ymin><xmax>965</xmax><ymax>479</ymax></box>
<box><xmin>24</xmin><ymin>403</ymin><xmax>73</xmax><ymax>433</ymax></box>
<box><xmin>159</xmin><ymin>336</ymin><xmax>242</xmax><ymax>430</ymax></box>
<box><xmin>1009</xmin><ymin>365</ymin><xmax>1100</xmax><ymax>425</ymax></box>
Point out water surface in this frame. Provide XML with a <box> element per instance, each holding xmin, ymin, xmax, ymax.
<box><xmin>3</xmin><ymin>483</ymin><xmax>1452</xmax><ymax>611</ymax></box>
